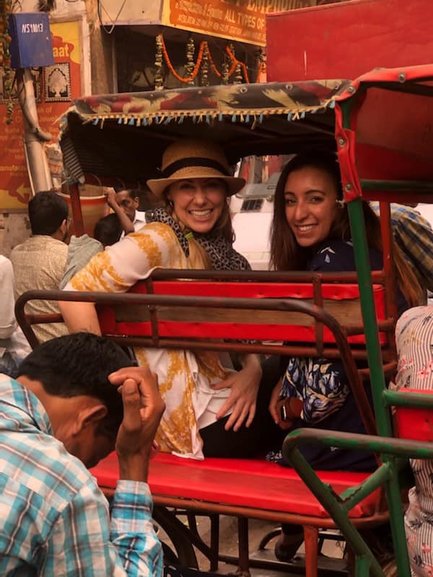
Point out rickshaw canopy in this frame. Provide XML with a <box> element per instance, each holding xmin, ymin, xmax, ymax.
<box><xmin>59</xmin><ymin>79</ymin><xmax>345</xmax><ymax>186</ymax></box>
<box><xmin>60</xmin><ymin>64</ymin><xmax>433</xmax><ymax>203</ymax></box>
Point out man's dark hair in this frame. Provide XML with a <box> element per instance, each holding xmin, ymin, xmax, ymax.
<box><xmin>28</xmin><ymin>191</ymin><xmax>69</xmax><ymax>235</ymax></box>
<box><xmin>18</xmin><ymin>333</ymin><xmax>132</xmax><ymax>432</ymax></box>
<box><xmin>116</xmin><ymin>188</ymin><xmax>139</xmax><ymax>201</ymax></box>
<box><xmin>93</xmin><ymin>213</ymin><xmax>123</xmax><ymax>246</ymax></box>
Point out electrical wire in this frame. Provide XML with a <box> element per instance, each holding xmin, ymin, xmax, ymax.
<box><xmin>97</xmin><ymin>0</ymin><xmax>127</xmax><ymax>35</ymax></box>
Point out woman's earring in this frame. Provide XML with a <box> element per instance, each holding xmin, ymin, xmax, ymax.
<box><xmin>336</xmin><ymin>199</ymin><xmax>345</xmax><ymax>208</ymax></box>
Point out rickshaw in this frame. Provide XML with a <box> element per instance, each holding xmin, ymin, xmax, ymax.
<box><xmin>16</xmin><ymin>66</ymin><xmax>433</xmax><ymax>576</ymax></box>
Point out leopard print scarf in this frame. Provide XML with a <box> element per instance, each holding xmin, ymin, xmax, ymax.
<box><xmin>146</xmin><ymin>208</ymin><xmax>251</xmax><ymax>271</ymax></box>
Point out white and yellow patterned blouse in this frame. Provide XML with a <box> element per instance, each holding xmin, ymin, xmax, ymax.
<box><xmin>66</xmin><ymin>222</ymin><xmax>233</xmax><ymax>459</ymax></box>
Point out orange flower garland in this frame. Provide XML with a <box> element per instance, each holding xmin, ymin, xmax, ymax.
<box><xmin>160</xmin><ymin>35</ymin><xmax>204</xmax><ymax>83</ymax></box>
<box><xmin>225</xmin><ymin>45</ymin><xmax>250</xmax><ymax>84</ymax></box>
<box><xmin>158</xmin><ymin>34</ymin><xmax>255</xmax><ymax>86</ymax></box>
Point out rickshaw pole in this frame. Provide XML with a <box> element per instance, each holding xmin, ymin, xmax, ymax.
<box><xmin>67</xmin><ymin>181</ymin><xmax>85</xmax><ymax>237</ymax></box>
<box><xmin>339</xmin><ymin>98</ymin><xmax>411</xmax><ymax>575</ymax></box>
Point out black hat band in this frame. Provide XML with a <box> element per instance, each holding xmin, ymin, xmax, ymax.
<box><xmin>161</xmin><ymin>157</ymin><xmax>231</xmax><ymax>178</ymax></box>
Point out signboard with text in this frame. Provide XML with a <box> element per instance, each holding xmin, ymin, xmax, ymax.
<box><xmin>9</xmin><ymin>13</ymin><xmax>54</xmax><ymax>68</ymax></box>
<box><xmin>163</xmin><ymin>0</ymin><xmax>316</xmax><ymax>46</ymax></box>
<box><xmin>0</xmin><ymin>20</ymin><xmax>82</xmax><ymax>210</ymax></box>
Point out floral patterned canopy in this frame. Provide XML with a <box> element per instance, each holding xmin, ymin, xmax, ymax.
<box><xmin>60</xmin><ymin>80</ymin><xmax>349</xmax><ymax>184</ymax></box>
<box><xmin>60</xmin><ymin>66</ymin><xmax>433</xmax><ymax>198</ymax></box>
<box><xmin>66</xmin><ymin>80</ymin><xmax>349</xmax><ymax>124</ymax></box>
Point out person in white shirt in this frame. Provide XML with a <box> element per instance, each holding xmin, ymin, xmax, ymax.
<box><xmin>113</xmin><ymin>188</ymin><xmax>147</xmax><ymax>232</ymax></box>
<box><xmin>0</xmin><ymin>254</ymin><xmax>31</xmax><ymax>374</ymax></box>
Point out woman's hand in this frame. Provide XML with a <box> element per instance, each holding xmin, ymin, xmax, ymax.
<box><xmin>269</xmin><ymin>380</ymin><xmax>302</xmax><ymax>430</ymax></box>
<box><xmin>269</xmin><ymin>379</ymin><xmax>290</xmax><ymax>429</ymax></box>
<box><xmin>213</xmin><ymin>354</ymin><xmax>262</xmax><ymax>431</ymax></box>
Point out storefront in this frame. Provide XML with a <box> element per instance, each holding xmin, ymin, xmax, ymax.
<box><xmin>99</xmin><ymin>0</ymin><xmax>316</xmax><ymax>91</ymax></box>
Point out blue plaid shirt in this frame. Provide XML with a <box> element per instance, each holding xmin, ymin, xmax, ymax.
<box><xmin>371</xmin><ymin>202</ymin><xmax>433</xmax><ymax>293</ymax></box>
<box><xmin>0</xmin><ymin>374</ymin><xmax>163</xmax><ymax>577</ymax></box>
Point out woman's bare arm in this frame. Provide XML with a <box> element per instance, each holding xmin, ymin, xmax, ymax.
<box><xmin>59</xmin><ymin>301</ymin><xmax>101</xmax><ymax>335</ymax></box>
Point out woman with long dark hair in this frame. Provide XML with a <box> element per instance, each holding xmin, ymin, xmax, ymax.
<box><xmin>268</xmin><ymin>151</ymin><xmax>424</xmax><ymax>561</ymax></box>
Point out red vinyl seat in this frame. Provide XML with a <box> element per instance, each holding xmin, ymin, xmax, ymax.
<box><xmin>92</xmin><ymin>451</ymin><xmax>380</xmax><ymax>519</ymax></box>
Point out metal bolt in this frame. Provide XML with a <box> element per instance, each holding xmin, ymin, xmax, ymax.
<box><xmin>347</xmin><ymin>85</ymin><xmax>355</xmax><ymax>93</ymax></box>
<box><xmin>345</xmin><ymin>183</ymin><xmax>352</xmax><ymax>191</ymax></box>
<box><xmin>338</xmin><ymin>138</ymin><xmax>345</xmax><ymax>147</ymax></box>
<box><xmin>398</xmin><ymin>72</ymin><xmax>406</xmax><ymax>83</ymax></box>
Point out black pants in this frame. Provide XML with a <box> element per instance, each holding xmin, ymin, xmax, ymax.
<box><xmin>200</xmin><ymin>356</ymin><xmax>285</xmax><ymax>458</ymax></box>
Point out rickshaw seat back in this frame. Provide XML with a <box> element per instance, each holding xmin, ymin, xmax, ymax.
<box><xmin>394</xmin><ymin>388</ymin><xmax>433</xmax><ymax>442</ymax></box>
<box><xmin>97</xmin><ymin>279</ymin><xmax>390</xmax><ymax>349</ymax></box>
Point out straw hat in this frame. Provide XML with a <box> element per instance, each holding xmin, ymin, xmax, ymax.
<box><xmin>147</xmin><ymin>139</ymin><xmax>245</xmax><ymax>197</ymax></box>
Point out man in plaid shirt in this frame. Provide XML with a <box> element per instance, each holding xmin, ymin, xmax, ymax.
<box><xmin>0</xmin><ymin>332</ymin><xmax>164</xmax><ymax>576</ymax></box>
<box><xmin>371</xmin><ymin>202</ymin><xmax>433</xmax><ymax>295</ymax></box>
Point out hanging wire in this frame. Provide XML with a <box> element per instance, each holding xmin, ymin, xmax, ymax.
<box><xmin>97</xmin><ymin>0</ymin><xmax>127</xmax><ymax>35</ymax></box>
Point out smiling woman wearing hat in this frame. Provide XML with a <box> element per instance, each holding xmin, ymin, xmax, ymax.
<box><xmin>144</xmin><ymin>139</ymin><xmax>248</xmax><ymax>272</ymax></box>
<box><xmin>147</xmin><ymin>139</ymin><xmax>245</xmax><ymax>198</ymax></box>
<box><xmin>60</xmin><ymin>139</ymin><xmax>278</xmax><ymax>460</ymax></box>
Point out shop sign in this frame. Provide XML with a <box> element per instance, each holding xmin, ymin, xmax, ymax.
<box><xmin>163</xmin><ymin>0</ymin><xmax>316</xmax><ymax>46</ymax></box>
<box><xmin>9</xmin><ymin>13</ymin><xmax>54</xmax><ymax>69</ymax></box>
<box><xmin>0</xmin><ymin>20</ymin><xmax>82</xmax><ymax>210</ymax></box>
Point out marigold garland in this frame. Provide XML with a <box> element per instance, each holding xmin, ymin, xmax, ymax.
<box><xmin>157</xmin><ymin>34</ymin><xmax>256</xmax><ymax>87</ymax></box>
<box><xmin>255</xmin><ymin>48</ymin><xmax>267</xmax><ymax>83</ymax></box>
<box><xmin>160</xmin><ymin>35</ymin><xmax>205</xmax><ymax>83</ymax></box>
<box><xmin>225</xmin><ymin>45</ymin><xmax>250</xmax><ymax>84</ymax></box>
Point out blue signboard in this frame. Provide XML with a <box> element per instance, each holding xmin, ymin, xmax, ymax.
<box><xmin>9</xmin><ymin>13</ymin><xmax>54</xmax><ymax>69</ymax></box>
